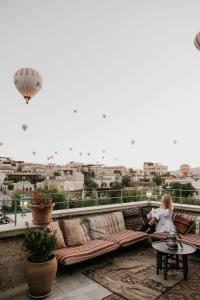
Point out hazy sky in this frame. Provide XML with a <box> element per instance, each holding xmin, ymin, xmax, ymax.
<box><xmin>0</xmin><ymin>0</ymin><xmax>200</xmax><ymax>170</ymax></box>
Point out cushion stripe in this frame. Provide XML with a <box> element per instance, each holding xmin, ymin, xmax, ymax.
<box><xmin>54</xmin><ymin>240</ymin><xmax>119</xmax><ymax>265</ymax></box>
<box><xmin>103</xmin><ymin>230</ymin><xmax>148</xmax><ymax>247</ymax></box>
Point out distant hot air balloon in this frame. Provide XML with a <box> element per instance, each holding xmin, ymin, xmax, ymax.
<box><xmin>22</xmin><ymin>124</ymin><xmax>28</xmax><ymax>131</ymax></box>
<box><xmin>194</xmin><ymin>32</ymin><xmax>200</xmax><ymax>51</ymax></box>
<box><xmin>55</xmin><ymin>151</ymin><xmax>58</xmax><ymax>155</ymax></box>
<box><xmin>87</xmin><ymin>153</ymin><xmax>91</xmax><ymax>156</ymax></box>
<box><xmin>0</xmin><ymin>142</ymin><xmax>3</xmax><ymax>146</ymax></box>
<box><xmin>79</xmin><ymin>152</ymin><xmax>82</xmax><ymax>156</ymax></box>
<box><xmin>131</xmin><ymin>140</ymin><xmax>135</xmax><ymax>145</ymax></box>
<box><xmin>32</xmin><ymin>151</ymin><xmax>36</xmax><ymax>156</ymax></box>
<box><xmin>102</xmin><ymin>114</ymin><xmax>106</xmax><ymax>119</ymax></box>
<box><xmin>102</xmin><ymin>150</ymin><xmax>106</xmax><ymax>153</ymax></box>
<box><xmin>74</xmin><ymin>109</ymin><xmax>77</xmax><ymax>113</ymax></box>
<box><xmin>173</xmin><ymin>140</ymin><xmax>177</xmax><ymax>144</ymax></box>
<box><xmin>14</xmin><ymin>68</ymin><xmax>43</xmax><ymax>104</ymax></box>
<box><xmin>69</xmin><ymin>147</ymin><xmax>72</xmax><ymax>151</ymax></box>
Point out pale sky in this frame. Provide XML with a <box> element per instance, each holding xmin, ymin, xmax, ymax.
<box><xmin>0</xmin><ymin>0</ymin><xmax>200</xmax><ymax>170</ymax></box>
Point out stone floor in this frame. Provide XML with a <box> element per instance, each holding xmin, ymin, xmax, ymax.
<box><xmin>0</xmin><ymin>271</ymin><xmax>112</xmax><ymax>300</ymax></box>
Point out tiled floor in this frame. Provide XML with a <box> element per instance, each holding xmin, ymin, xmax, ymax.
<box><xmin>0</xmin><ymin>272</ymin><xmax>112</xmax><ymax>300</ymax></box>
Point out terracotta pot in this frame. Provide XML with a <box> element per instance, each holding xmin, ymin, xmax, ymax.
<box><xmin>28</xmin><ymin>204</ymin><xmax>55</xmax><ymax>225</ymax></box>
<box><xmin>25</xmin><ymin>255</ymin><xmax>57</xmax><ymax>298</ymax></box>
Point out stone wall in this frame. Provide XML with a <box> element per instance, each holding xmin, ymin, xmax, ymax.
<box><xmin>0</xmin><ymin>236</ymin><xmax>27</xmax><ymax>292</ymax></box>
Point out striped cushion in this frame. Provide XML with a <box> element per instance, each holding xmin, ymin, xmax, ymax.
<box><xmin>87</xmin><ymin>211</ymin><xmax>125</xmax><ymax>239</ymax></box>
<box><xmin>54</xmin><ymin>240</ymin><xmax>119</xmax><ymax>265</ymax></box>
<box><xmin>177</xmin><ymin>234</ymin><xmax>200</xmax><ymax>250</ymax></box>
<box><xmin>149</xmin><ymin>232</ymin><xmax>169</xmax><ymax>241</ymax></box>
<box><xmin>104</xmin><ymin>230</ymin><xmax>148</xmax><ymax>247</ymax></box>
<box><xmin>48</xmin><ymin>221</ymin><xmax>66</xmax><ymax>249</ymax></box>
<box><xmin>173</xmin><ymin>214</ymin><xmax>194</xmax><ymax>234</ymax></box>
<box><xmin>60</xmin><ymin>218</ymin><xmax>91</xmax><ymax>247</ymax></box>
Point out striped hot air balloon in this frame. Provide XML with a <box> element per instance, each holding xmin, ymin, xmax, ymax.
<box><xmin>194</xmin><ymin>32</ymin><xmax>200</xmax><ymax>51</ymax></box>
<box><xmin>14</xmin><ymin>68</ymin><xmax>43</xmax><ymax>104</ymax></box>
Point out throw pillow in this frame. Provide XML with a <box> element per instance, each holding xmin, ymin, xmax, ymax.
<box><xmin>48</xmin><ymin>221</ymin><xmax>66</xmax><ymax>249</ymax></box>
<box><xmin>60</xmin><ymin>218</ymin><xmax>91</xmax><ymax>247</ymax></box>
<box><xmin>122</xmin><ymin>207</ymin><xmax>144</xmax><ymax>231</ymax></box>
<box><xmin>87</xmin><ymin>211</ymin><xmax>125</xmax><ymax>239</ymax></box>
<box><xmin>173</xmin><ymin>214</ymin><xmax>194</xmax><ymax>234</ymax></box>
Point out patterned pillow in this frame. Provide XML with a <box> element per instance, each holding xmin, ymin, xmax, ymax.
<box><xmin>87</xmin><ymin>211</ymin><xmax>125</xmax><ymax>239</ymax></box>
<box><xmin>173</xmin><ymin>214</ymin><xmax>194</xmax><ymax>234</ymax></box>
<box><xmin>173</xmin><ymin>212</ymin><xmax>196</xmax><ymax>234</ymax></box>
<box><xmin>48</xmin><ymin>221</ymin><xmax>66</xmax><ymax>249</ymax></box>
<box><xmin>141</xmin><ymin>206</ymin><xmax>154</xmax><ymax>223</ymax></box>
<box><xmin>122</xmin><ymin>207</ymin><xmax>144</xmax><ymax>231</ymax></box>
<box><xmin>60</xmin><ymin>218</ymin><xmax>91</xmax><ymax>247</ymax></box>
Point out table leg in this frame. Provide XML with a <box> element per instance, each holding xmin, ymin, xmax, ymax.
<box><xmin>183</xmin><ymin>255</ymin><xmax>188</xmax><ymax>281</ymax></box>
<box><xmin>176</xmin><ymin>255</ymin><xmax>179</xmax><ymax>269</ymax></box>
<box><xmin>156</xmin><ymin>251</ymin><xmax>160</xmax><ymax>274</ymax></box>
<box><xmin>164</xmin><ymin>254</ymin><xmax>168</xmax><ymax>280</ymax></box>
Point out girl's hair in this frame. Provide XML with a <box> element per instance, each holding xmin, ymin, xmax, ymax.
<box><xmin>161</xmin><ymin>194</ymin><xmax>173</xmax><ymax>212</ymax></box>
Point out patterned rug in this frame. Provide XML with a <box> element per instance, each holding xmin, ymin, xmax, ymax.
<box><xmin>83</xmin><ymin>247</ymin><xmax>200</xmax><ymax>300</ymax></box>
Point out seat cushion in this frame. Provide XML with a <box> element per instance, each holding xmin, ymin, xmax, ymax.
<box><xmin>149</xmin><ymin>232</ymin><xmax>169</xmax><ymax>241</ymax></box>
<box><xmin>122</xmin><ymin>207</ymin><xmax>144</xmax><ymax>231</ymax></box>
<box><xmin>104</xmin><ymin>230</ymin><xmax>148</xmax><ymax>247</ymax></box>
<box><xmin>54</xmin><ymin>240</ymin><xmax>119</xmax><ymax>265</ymax></box>
<box><xmin>177</xmin><ymin>234</ymin><xmax>200</xmax><ymax>250</ymax></box>
<box><xmin>87</xmin><ymin>211</ymin><xmax>125</xmax><ymax>239</ymax></box>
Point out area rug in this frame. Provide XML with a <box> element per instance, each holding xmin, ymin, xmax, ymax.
<box><xmin>83</xmin><ymin>248</ymin><xmax>200</xmax><ymax>300</ymax></box>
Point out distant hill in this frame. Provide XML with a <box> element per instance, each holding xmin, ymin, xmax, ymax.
<box><xmin>170</xmin><ymin>167</ymin><xmax>200</xmax><ymax>176</ymax></box>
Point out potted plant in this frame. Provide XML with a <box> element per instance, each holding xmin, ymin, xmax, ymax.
<box><xmin>24</xmin><ymin>222</ymin><xmax>57</xmax><ymax>298</ymax></box>
<box><xmin>28</xmin><ymin>191</ymin><xmax>55</xmax><ymax>225</ymax></box>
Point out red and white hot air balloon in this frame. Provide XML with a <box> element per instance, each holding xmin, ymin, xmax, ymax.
<box><xmin>14</xmin><ymin>68</ymin><xmax>43</xmax><ymax>104</ymax></box>
<box><xmin>194</xmin><ymin>32</ymin><xmax>200</xmax><ymax>51</ymax></box>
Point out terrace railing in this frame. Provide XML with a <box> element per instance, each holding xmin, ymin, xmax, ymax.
<box><xmin>0</xmin><ymin>187</ymin><xmax>200</xmax><ymax>226</ymax></box>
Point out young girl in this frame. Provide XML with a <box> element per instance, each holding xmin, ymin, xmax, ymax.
<box><xmin>143</xmin><ymin>194</ymin><xmax>176</xmax><ymax>233</ymax></box>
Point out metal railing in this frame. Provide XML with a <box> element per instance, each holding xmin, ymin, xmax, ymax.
<box><xmin>0</xmin><ymin>187</ymin><xmax>200</xmax><ymax>226</ymax></box>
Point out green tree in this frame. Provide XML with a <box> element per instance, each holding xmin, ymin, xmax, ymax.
<box><xmin>153</xmin><ymin>175</ymin><xmax>163</xmax><ymax>186</ymax></box>
<box><xmin>121</xmin><ymin>175</ymin><xmax>131</xmax><ymax>187</ymax></box>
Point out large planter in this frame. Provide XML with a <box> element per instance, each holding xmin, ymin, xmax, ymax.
<box><xmin>28</xmin><ymin>204</ymin><xmax>55</xmax><ymax>225</ymax></box>
<box><xmin>25</xmin><ymin>255</ymin><xmax>57</xmax><ymax>299</ymax></box>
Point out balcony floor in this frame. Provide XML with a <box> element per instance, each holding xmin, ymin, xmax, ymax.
<box><xmin>1</xmin><ymin>243</ymin><xmax>200</xmax><ymax>300</ymax></box>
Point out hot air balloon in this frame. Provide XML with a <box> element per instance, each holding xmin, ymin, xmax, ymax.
<box><xmin>55</xmin><ymin>151</ymin><xmax>58</xmax><ymax>155</ymax></box>
<box><xmin>102</xmin><ymin>150</ymin><xmax>106</xmax><ymax>153</ymax></box>
<box><xmin>32</xmin><ymin>151</ymin><xmax>36</xmax><ymax>156</ymax></box>
<box><xmin>69</xmin><ymin>147</ymin><xmax>72</xmax><ymax>151</ymax></box>
<box><xmin>74</xmin><ymin>109</ymin><xmax>77</xmax><ymax>113</ymax></box>
<box><xmin>102</xmin><ymin>114</ymin><xmax>106</xmax><ymax>119</ymax></box>
<box><xmin>87</xmin><ymin>153</ymin><xmax>91</xmax><ymax>156</ymax></box>
<box><xmin>0</xmin><ymin>142</ymin><xmax>3</xmax><ymax>146</ymax></box>
<box><xmin>22</xmin><ymin>124</ymin><xmax>28</xmax><ymax>131</ymax></box>
<box><xmin>173</xmin><ymin>140</ymin><xmax>177</xmax><ymax>144</ymax></box>
<box><xmin>79</xmin><ymin>152</ymin><xmax>82</xmax><ymax>156</ymax></box>
<box><xmin>194</xmin><ymin>32</ymin><xmax>200</xmax><ymax>51</ymax></box>
<box><xmin>14</xmin><ymin>68</ymin><xmax>43</xmax><ymax>104</ymax></box>
<box><xmin>131</xmin><ymin>140</ymin><xmax>135</xmax><ymax>145</ymax></box>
